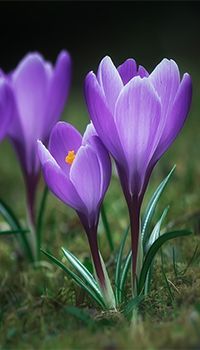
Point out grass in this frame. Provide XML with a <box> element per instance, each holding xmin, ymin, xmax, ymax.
<box><xmin>1</xmin><ymin>73</ymin><xmax>200</xmax><ymax>349</ymax></box>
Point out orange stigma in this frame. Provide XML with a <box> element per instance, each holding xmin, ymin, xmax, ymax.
<box><xmin>65</xmin><ymin>150</ymin><xmax>76</xmax><ymax>165</ymax></box>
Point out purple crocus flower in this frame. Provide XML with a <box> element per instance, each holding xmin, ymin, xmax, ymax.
<box><xmin>0</xmin><ymin>77</ymin><xmax>13</xmax><ymax>142</ymax></box>
<box><xmin>38</xmin><ymin>121</ymin><xmax>111</xmax><ymax>290</ymax></box>
<box><xmin>85</xmin><ymin>56</ymin><xmax>192</xmax><ymax>280</ymax></box>
<box><xmin>1</xmin><ymin>51</ymin><xmax>71</xmax><ymax>225</ymax></box>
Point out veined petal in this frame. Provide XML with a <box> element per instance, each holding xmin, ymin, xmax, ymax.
<box><xmin>45</xmin><ymin>51</ymin><xmax>71</xmax><ymax>138</ymax></box>
<box><xmin>85</xmin><ymin>71</ymin><xmax>126</xmax><ymax>163</ymax></box>
<box><xmin>138</xmin><ymin>65</ymin><xmax>149</xmax><ymax>78</ymax></box>
<box><xmin>0</xmin><ymin>79</ymin><xmax>14</xmax><ymax>141</ymax></box>
<box><xmin>38</xmin><ymin>140</ymin><xmax>86</xmax><ymax>212</ymax></box>
<box><xmin>91</xmin><ymin>136</ymin><xmax>112</xmax><ymax>197</ymax></box>
<box><xmin>70</xmin><ymin>145</ymin><xmax>102</xmax><ymax>217</ymax></box>
<box><xmin>117</xmin><ymin>59</ymin><xmax>149</xmax><ymax>85</ymax></box>
<box><xmin>82</xmin><ymin>125</ymin><xmax>112</xmax><ymax>198</ymax></box>
<box><xmin>152</xmin><ymin>73</ymin><xmax>192</xmax><ymax>163</ymax></box>
<box><xmin>49</xmin><ymin>122</ymin><xmax>82</xmax><ymax>174</ymax></box>
<box><xmin>150</xmin><ymin>58</ymin><xmax>180</xmax><ymax>118</ymax></box>
<box><xmin>97</xmin><ymin>56</ymin><xmax>123</xmax><ymax>113</ymax></box>
<box><xmin>12</xmin><ymin>53</ymin><xmax>49</xmax><ymax>141</ymax></box>
<box><xmin>114</xmin><ymin>77</ymin><xmax>162</xmax><ymax>194</ymax></box>
<box><xmin>82</xmin><ymin>122</ymin><xmax>97</xmax><ymax>146</ymax></box>
<box><xmin>117</xmin><ymin>59</ymin><xmax>137</xmax><ymax>85</ymax></box>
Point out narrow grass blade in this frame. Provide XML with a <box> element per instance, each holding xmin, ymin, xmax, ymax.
<box><xmin>36</xmin><ymin>186</ymin><xmax>48</xmax><ymax>260</ymax></box>
<box><xmin>0</xmin><ymin>229</ymin><xmax>29</xmax><ymax>235</ymax></box>
<box><xmin>41</xmin><ymin>249</ymin><xmax>106</xmax><ymax>309</ymax></box>
<box><xmin>145</xmin><ymin>206</ymin><xmax>169</xmax><ymax>252</ymax></box>
<box><xmin>61</xmin><ymin>247</ymin><xmax>102</xmax><ymax>297</ymax></box>
<box><xmin>0</xmin><ymin>199</ymin><xmax>22</xmax><ymax>230</ymax></box>
<box><xmin>118</xmin><ymin>251</ymin><xmax>132</xmax><ymax>304</ymax></box>
<box><xmin>181</xmin><ymin>244</ymin><xmax>199</xmax><ymax>275</ymax></box>
<box><xmin>141</xmin><ymin>165</ymin><xmax>176</xmax><ymax>246</ymax></box>
<box><xmin>160</xmin><ymin>248</ymin><xmax>174</xmax><ymax>302</ymax></box>
<box><xmin>98</xmin><ymin>252</ymin><xmax>116</xmax><ymax>309</ymax></box>
<box><xmin>101</xmin><ymin>202</ymin><xmax>114</xmax><ymax>253</ymax></box>
<box><xmin>115</xmin><ymin>226</ymin><xmax>129</xmax><ymax>305</ymax></box>
<box><xmin>138</xmin><ymin>229</ymin><xmax>192</xmax><ymax>293</ymax></box>
<box><xmin>0</xmin><ymin>199</ymin><xmax>33</xmax><ymax>262</ymax></box>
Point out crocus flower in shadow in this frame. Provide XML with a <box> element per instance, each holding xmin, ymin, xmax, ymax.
<box><xmin>85</xmin><ymin>56</ymin><xmax>192</xmax><ymax>285</ymax></box>
<box><xmin>1</xmin><ymin>51</ymin><xmax>71</xmax><ymax>234</ymax></box>
<box><xmin>0</xmin><ymin>77</ymin><xmax>13</xmax><ymax>142</ymax></box>
<box><xmin>38</xmin><ymin>121</ymin><xmax>111</xmax><ymax>295</ymax></box>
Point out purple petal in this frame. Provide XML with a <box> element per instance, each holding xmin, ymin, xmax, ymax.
<box><xmin>97</xmin><ymin>56</ymin><xmax>123</xmax><ymax>113</ymax></box>
<box><xmin>152</xmin><ymin>73</ymin><xmax>192</xmax><ymax>163</ymax></box>
<box><xmin>117</xmin><ymin>59</ymin><xmax>137</xmax><ymax>85</ymax></box>
<box><xmin>114</xmin><ymin>77</ymin><xmax>162</xmax><ymax>194</ymax></box>
<box><xmin>117</xmin><ymin>59</ymin><xmax>149</xmax><ymax>85</ymax></box>
<box><xmin>70</xmin><ymin>145</ymin><xmax>102</xmax><ymax>218</ymax></box>
<box><xmin>85</xmin><ymin>72</ymin><xmax>126</xmax><ymax>163</ymax></box>
<box><xmin>90</xmin><ymin>136</ymin><xmax>112</xmax><ymax>197</ymax></box>
<box><xmin>45</xmin><ymin>51</ymin><xmax>71</xmax><ymax>138</ymax></box>
<box><xmin>138</xmin><ymin>65</ymin><xmax>149</xmax><ymax>78</ymax></box>
<box><xmin>82</xmin><ymin>122</ymin><xmax>97</xmax><ymax>146</ymax></box>
<box><xmin>0</xmin><ymin>79</ymin><xmax>14</xmax><ymax>141</ymax></box>
<box><xmin>11</xmin><ymin>53</ymin><xmax>49</xmax><ymax>141</ymax></box>
<box><xmin>38</xmin><ymin>140</ymin><xmax>86</xmax><ymax>212</ymax></box>
<box><xmin>150</xmin><ymin>58</ymin><xmax>180</xmax><ymax>119</ymax></box>
<box><xmin>82</xmin><ymin>125</ymin><xmax>112</xmax><ymax>197</ymax></box>
<box><xmin>49</xmin><ymin>121</ymin><xmax>82</xmax><ymax>174</ymax></box>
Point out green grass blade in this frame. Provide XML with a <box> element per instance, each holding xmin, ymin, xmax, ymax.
<box><xmin>101</xmin><ymin>202</ymin><xmax>114</xmax><ymax>253</ymax></box>
<box><xmin>0</xmin><ymin>199</ymin><xmax>22</xmax><ymax>229</ymax></box>
<box><xmin>41</xmin><ymin>249</ymin><xmax>106</xmax><ymax>309</ymax></box>
<box><xmin>160</xmin><ymin>248</ymin><xmax>174</xmax><ymax>302</ymax></box>
<box><xmin>0</xmin><ymin>199</ymin><xmax>33</xmax><ymax>262</ymax></box>
<box><xmin>138</xmin><ymin>229</ymin><xmax>192</xmax><ymax>293</ymax></box>
<box><xmin>145</xmin><ymin>206</ymin><xmax>169</xmax><ymax>252</ymax></box>
<box><xmin>118</xmin><ymin>250</ymin><xmax>132</xmax><ymax>304</ymax></box>
<box><xmin>115</xmin><ymin>225</ymin><xmax>129</xmax><ymax>305</ymax></box>
<box><xmin>141</xmin><ymin>165</ymin><xmax>176</xmax><ymax>246</ymax></box>
<box><xmin>0</xmin><ymin>229</ymin><xmax>29</xmax><ymax>235</ymax></box>
<box><xmin>36</xmin><ymin>186</ymin><xmax>49</xmax><ymax>260</ymax></box>
<box><xmin>61</xmin><ymin>247</ymin><xmax>102</xmax><ymax>298</ymax></box>
<box><xmin>98</xmin><ymin>252</ymin><xmax>116</xmax><ymax>309</ymax></box>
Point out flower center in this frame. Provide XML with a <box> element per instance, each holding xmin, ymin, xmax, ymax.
<box><xmin>65</xmin><ymin>150</ymin><xmax>76</xmax><ymax>165</ymax></box>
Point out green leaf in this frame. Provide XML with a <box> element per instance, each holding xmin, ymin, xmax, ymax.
<box><xmin>61</xmin><ymin>247</ymin><xmax>102</xmax><ymax>298</ymax></box>
<box><xmin>145</xmin><ymin>206</ymin><xmax>169</xmax><ymax>252</ymax></box>
<box><xmin>0</xmin><ymin>229</ymin><xmax>29</xmax><ymax>236</ymax></box>
<box><xmin>0</xmin><ymin>199</ymin><xmax>22</xmax><ymax>230</ymax></box>
<box><xmin>36</xmin><ymin>186</ymin><xmax>48</xmax><ymax>260</ymax></box>
<box><xmin>101</xmin><ymin>202</ymin><xmax>114</xmax><ymax>253</ymax></box>
<box><xmin>141</xmin><ymin>165</ymin><xmax>176</xmax><ymax>247</ymax></box>
<box><xmin>118</xmin><ymin>251</ymin><xmax>132</xmax><ymax>304</ymax></box>
<box><xmin>123</xmin><ymin>295</ymin><xmax>143</xmax><ymax>320</ymax></box>
<box><xmin>41</xmin><ymin>249</ymin><xmax>106</xmax><ymax>309</ymax></box>
<box><xmin>98</xmin><ymin>252</ymin><xmax>116</xmax><ymax>309</ymax></box>
<box><xmin>0</xmin><ymin>199</ymin><xmax>33</xmax><ymax>262</ymax></box>
<box><xmin>115</xmin><ymin>226</ymin><xmax>129</xmax><ymax>305</ymax></box>
<box><xmin>138</xmin><ymin>229</ymin><xmax>192</xmax><ymax>293</ymax></box>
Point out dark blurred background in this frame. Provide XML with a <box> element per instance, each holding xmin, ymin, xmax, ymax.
<box><xmin>0</xmin><ymin>2</ymin><xmax>199</xmax><ymax>87</ymax></box>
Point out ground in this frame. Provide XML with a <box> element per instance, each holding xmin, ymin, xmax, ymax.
<box><xmin>0</xmin><ymin>73</ymin><xmax>200</xmax><ymax>350</ymax></box>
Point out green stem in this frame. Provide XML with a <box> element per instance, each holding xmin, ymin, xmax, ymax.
<box><xmin>36</xmin><ymin>186</ymin><xmax>49</xmax><ymax>260</ymax></box>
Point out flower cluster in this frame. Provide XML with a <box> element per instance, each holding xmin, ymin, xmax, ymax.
<box><xmin>0</xmin><ymin>52</ymin><xmax>192</xmax><ymax>310</ymax></box>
